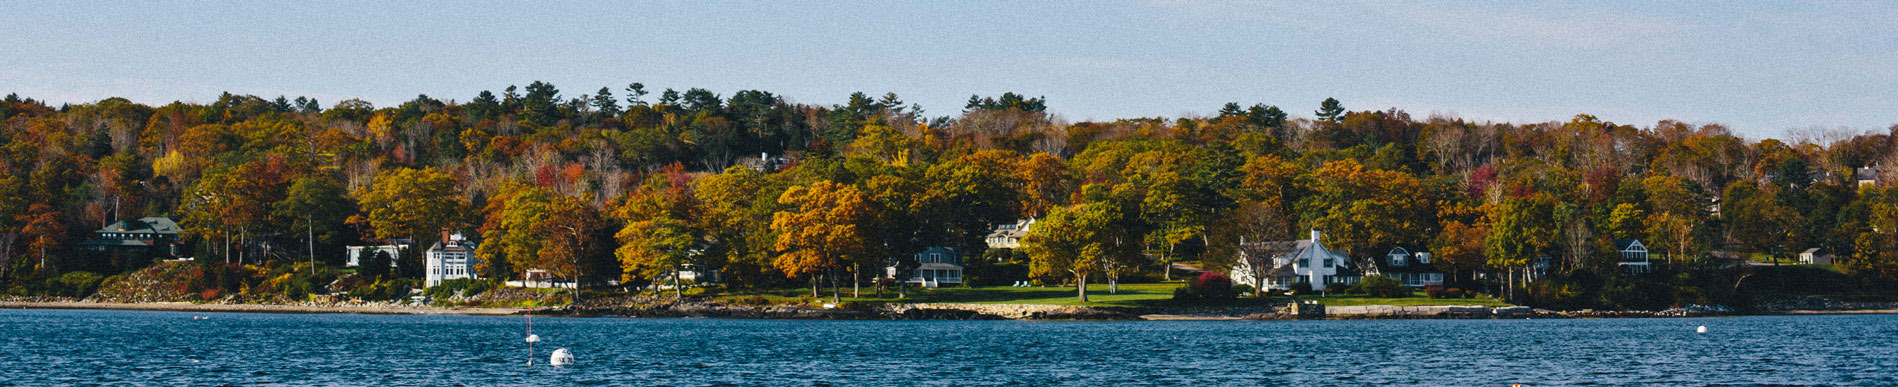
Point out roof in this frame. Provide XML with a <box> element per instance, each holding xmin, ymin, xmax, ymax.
<box><xmin>1801</xmin><ymin>247</ymin><xmax>1822</xmax><ymax>255</ymax></box>
<box><xmin>97</xmin><ymin>217</ymin><xmax>182</xmax><ymax>235</ymax></box>
<box><xmin>1362</xmin><ymin>245</ymin><xmax>1441</xmax><ymax>275</ymax></box>
<box><xmin>79</xmin><ymin>239</ymin><xmax>153</xmax><ymax>247</ymax></box>
<box><xmin>1857</xmin><ymin>166</ymin><xmax>1881</xmax><ymax>181</ymax></box>
<box><xmin>986</xmin><ymin>218</ymin><xmax>1037</xmax><ymax>239</ymax></box>
<box><xmin>1235</xmin><ymin>236</ymin><xmax>1357</xmax><ymax>277</ymax></box>
<box><xmin>1614</xmin><ymin>239</ymin><xmax>1645</xmax><ymax>251</ymax></box>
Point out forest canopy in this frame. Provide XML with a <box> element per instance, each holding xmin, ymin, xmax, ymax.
<box><xmin>2</xmin><ymin>85</ymin><xmax>1896</xmax><ymax>308</ymax></box>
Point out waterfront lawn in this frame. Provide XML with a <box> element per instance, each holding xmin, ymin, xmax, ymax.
<box><xmin>702</xmin><ymin>283</ymin><xmax>1513</xmax><ymax>308</ymax></box>
<box><xmin>915</xmin><ymin>282</ymin><xmax>1183</xmax><ymax>307</ymax></box>
<box><xmin>1305</xmin><ymin>295</ymin><xmax>1512</xmax><ymax>307</ymax></box>
<box><xmin>707</xmin><ymin>282</ymin><xmax>1189</xmax><ymax>307</ymax></box>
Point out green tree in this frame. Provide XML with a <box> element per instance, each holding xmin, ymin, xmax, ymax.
<box><xmin>591</xmin><ymin>86</ymin><xmax>621</xmax><ymax>118</ymax></box>
<box><xmin>1022</xmin><ymin>202</ymin><xmax>1122</xmax><ymax>302</ymax></box>
<box><xmin>1723</xmin><ymin>182</ymin><xmax>1803</xmax><ymax>265</ymax></box>
<box><xmin>476</xmin><ymin>185</ymin><xmax>614</xmax><ymax>285</ymax></box>
<box><xmin>273</xmin><ymin>175</ymin><xmax>357</xmax><ymax>271</ymax></box>
<box><xmin>1315</xmin><ymin>98</ymin><xmax>1345</xmax><ymax>122</ymax></box>
<box><xmin>617</xmin><ymin>215</ymin><xmax>698</xmax><ymax>299</ymax></box>
<box><xmin>1302</xmin><ymin>159</ymin><xmax>1435</xmax><ymax>258</ymax></box>
<box><xmin>356</xmin><ymin>167</ymin><xmax>466</xmax><ymax>275</ymax></box>
<box><xmin>693</xmin><ymin>166</ymin><xmax>779</xmax><ymax>288</ymax></box>
<box><xmin>1605</xmin><ymin>203</ymin><xmax>1646</xmax><ymax>240</ymax></box>
<box><xmin>1486</xmin><ymin>194</ymin><xmax>1559</xmax><ymax>298</ymax></box>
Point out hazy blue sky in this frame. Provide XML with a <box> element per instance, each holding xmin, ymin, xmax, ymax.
<box><xmin>4</xmin><ymin>1</ymin><xmax>1894</xmax><ymax>138</ymax></box>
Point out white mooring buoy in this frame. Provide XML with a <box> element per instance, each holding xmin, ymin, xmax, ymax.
<box><xmin>1696</xmin><ymin>325</ymin><xmax>1708</xmax><ymax>333</ymax></box>
<box><xmin>550</xmin><ymin>348</ymin><xmax>574</xmax><ymax>366</ymax></box>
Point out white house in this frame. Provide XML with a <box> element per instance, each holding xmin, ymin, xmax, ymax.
<box><xmin>346</xmin><ymin>239</ymin><xmax>411</xmax><ymax>267</ymax></box>
<box><xmin>424</xmin><ymin>231</ymin><xmax>478</xmax><ymax>287</ymax></box>
<box><xmin>888</xmin><ymin>246</ymin><xmax>963</xmax><ymax>288</ymax></box>
<box><xmin>1616</xmin><ymin>239</ymin><xmax>1651</xmax><ymax>274</ymax></box>
<box><xmin>1857</xmin><ymin>165</ymin><xmax>1883</xmax><ymax>188</ymax></box>
<box><xmin>1229</xmin><ymin>230</ymin><xmax>1359</xmax><ymax>292</ymax></box>
<box><xmin>678</xmin><ymin>263</ymin><xmax>719</xmax><ymax>282</ymax></box>
<box><xmin>1799</xmin><ymin>248</ymin><xmax>1832</xmax><ymax>265</ymax></box>
<box><xmin>1362</xmin><ymin>245</ymin><xmax>1443</xmax><ymax>288</ymax></box>
<box><xmin>984</xmin><ymin>218</ymin><xmax>1036</xmax><ymax>250</ymax></box>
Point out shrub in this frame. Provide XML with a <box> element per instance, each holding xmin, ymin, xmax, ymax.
<box><xmin>348</xmin><ymin>278</ymin><xmax>420</xmax><ymax>301</ymax></box>
<box><xmin>1172</xmin><ymin>272</ymin><xmax>1239</xmax><ymax>303</ymax></box>
<box><xmin>1355</xmin><ymin>275</ymin><xmax>1410</xmax><ymax>298</ymax></box>
<box><xmin>1325</xmin><ymin>282</ymin><xmax>1351</xmax><ymax>294</ymax></box>
<box><xmin>47</xmin><ymin>271</ymin><xmax>106</xmax><ymax>298</ymax></box>
<box><xmin>424</xmin><ymin>278</ymin><xmax>499</xmax><ymax>299</ymax></box>
<box><xmin>1291</xmin><ymin>281</ymin><xmax>1316</xmax><ymax>295</ymax></box>
<box><xmin>1232</xmin><ymin>284</ymin><xmax>1256</xmax><ymax>297</ymax></box>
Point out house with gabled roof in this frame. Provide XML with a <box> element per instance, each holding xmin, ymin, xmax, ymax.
<box><xmin>1857</xmin><ymin>165</ymin><xmax>1884</xmax><ymax>188</ymax></box>
<box><xmin>1229</xmin><ymin>230</ymin><xmax>1359</xmax><ymax>292</ymax></box>
<box><xmin>887</xmin><ymin>246</ymin><xmax>963</xmax><ymax>288</ymax></box>
<box><xmin>1616</xmin><ymin>239</ymin><xmax>1652</xmax><ymax>274</ymax></box>
<box><xmin>984</xmin><ymin>218</ymin><xmax>1036</xmax><ymax>250</ymax></box>
<box><xmin>424</xmin><ymin>231</ymin><xmax>479</xmax><ymax>287</ymax></box>
<box><xmin>1799</xmin><ymin>248</ymin><xmax>1832</xmax><ymax>265</ymax></box>
<box><xmin>1361</xmin><ymin>245</ymin><xmax>1444</xmax><ymax>288</ymax></box>
<box><xmin>78</xmin><ymin>217</ymin><xmax>185</xmax><ymax>258</ymax></box>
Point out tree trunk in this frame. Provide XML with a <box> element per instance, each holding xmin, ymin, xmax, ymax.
<box><xmin>852</xmin><ymin>263</ymin><xmax>860</xmax><ymax>298</ymax></box>
<box><xmin>1075</xmin><ymin>273</ymin><xmax>1089</xmax><ymax>303</ymax></box>
<box><xmin>830</xmin><ymin>268</ymin><xmax>841</xmax><ymax>304</ymax></box>
<box><xmin>307</xmin><ymin>216</ymin><xmax>316</xmax><ymax>275</ymax></box>
<box><xmin>1163</xmin><ymin>249</ymin><xmax>1173</xmax><ymax>281</ymax></box>
<box><xmin>1109</xmin><ymin>273</ymin><xmax>1119</xmax><ymax>294</ymax></box>
<box><xmin>673</xmin><ymin>265</ymin><xmax>684</xmax><ymax>299</ymax></box>
<box><xmin>897</xmin><ymin>279</ymin><xmax>906</xmax><ymax>299</ymax></box>
<box><xmin>812</xmin><ymin>275</ymin><xmax>820</xmax><ymax>298</ymax></box>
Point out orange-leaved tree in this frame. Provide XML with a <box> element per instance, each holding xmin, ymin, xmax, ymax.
<box><xmin>771</xmin><ymin>180</ymin><xmax>871</xmax><ymax>304</ymax></box>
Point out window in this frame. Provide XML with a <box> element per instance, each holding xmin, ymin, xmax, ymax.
<box><xmin>1323</xmin><ymin>258</ymin><xmax>1334</xmax><ymax>268</ymax></box>
<box><xmin>930</xmin><ymin>253</ymin><xmax>943</xmax><ymax>263</ymax></box>
<box><xmin>1389</xmin><ymin>254</ymin><xmax>1406</xmax><ymax>267</ymax></box>
<box><xmin>1418</xmin><ymin>253</ymin><xmax>1431</xmax><ymax>264</ymax></box>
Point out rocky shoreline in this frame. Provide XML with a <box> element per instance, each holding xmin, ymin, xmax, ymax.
<box><xmin>8</xmin><ymin>297</ymin><xmax>1896</xmax><ymax>321</ymax></box>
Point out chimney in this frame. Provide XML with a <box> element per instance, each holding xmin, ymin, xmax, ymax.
<box><xmin>441</xmin><ymin>230</ymin><xmax>453</xmax><ymax>244</ymax></box>
<box><xmin>1310</xmin><ymin>229</ymin><xmax>1321</xmax><ymax>244</ymax></box>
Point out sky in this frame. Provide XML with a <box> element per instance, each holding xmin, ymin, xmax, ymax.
<box><xmin>3</xmin><ymin>1</ymin><xmax>1895</xmax><ymax>139</ymax></box>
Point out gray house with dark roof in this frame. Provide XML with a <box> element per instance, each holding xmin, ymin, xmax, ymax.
<box><xmin>78</xmin><ymin>217</ymin><xmax>185</xmax><ymax>258</ymax></box>
<box><xmin>1361</xmin><ymin>245</ymin><xmax>1444</xmax><ymax>288</ymax></box>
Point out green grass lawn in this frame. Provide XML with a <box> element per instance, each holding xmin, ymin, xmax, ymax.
<box><xmin>912</xmin><ymin>282</ymin><xmax>1182</xmax><ymax>307</ymax></box>
<box><xmin>703</xmin><ymin>282</ymin><xmax>1513</xmax><ymax>308</ymax></box>
<box><xmin>736</xmin><ymin>282</ymin><xmax>1188</xmax><ymax>307</ymax></box>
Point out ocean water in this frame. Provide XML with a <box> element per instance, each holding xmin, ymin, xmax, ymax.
<box><xmin>3</xmin><ymin>309</ymin><xmax>1895</xmax><ymax>386</ymax></box>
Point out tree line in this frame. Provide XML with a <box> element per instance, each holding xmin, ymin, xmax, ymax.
<box><xmin>2</xmin><ymin>87</ymin><xmax>1896</xmax><ymax>308</ymax></box>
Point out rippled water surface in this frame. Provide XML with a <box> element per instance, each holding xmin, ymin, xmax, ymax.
<box><xmin>4</xmin><ymin>308</ymin><xmax>1896</xmax><ymax>385</ymax></box>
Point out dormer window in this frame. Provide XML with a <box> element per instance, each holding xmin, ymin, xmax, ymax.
<box><xmin>1417</xmin><ymin>252</ymin><xmax>1431</xmax><ymax>264</ymax></box>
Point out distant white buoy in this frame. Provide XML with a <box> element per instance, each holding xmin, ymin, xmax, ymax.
<box><xmin>1696</xmin><ymin>325</ymin><xmax>1708</xmax><ymax>333</ymax></box>
<box><xmin>549</xmin><ymin>348</ymin><xmax>574</xmax><ymax>366</ymax></box>
<box><xmin>525</xmin><ymin>334</ymin><xmax>540</xmax><ymax>343</ymax></box>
